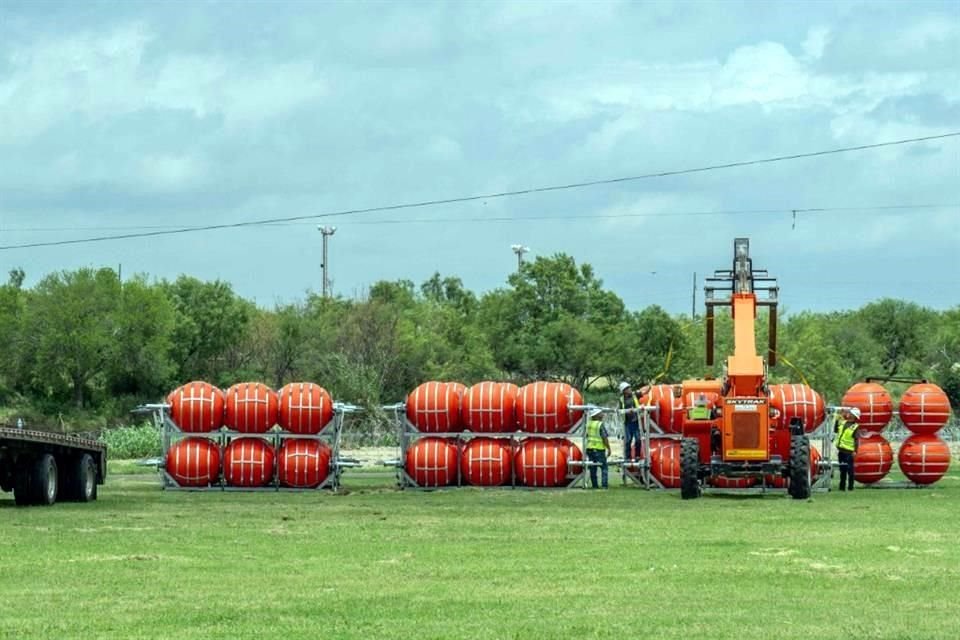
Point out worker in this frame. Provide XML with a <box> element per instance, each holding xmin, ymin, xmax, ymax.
<box><xmin>619</xmin><ymin>382</ymin><xmax>649</xmax><ymax>460</ymax></box>
<box><xmin>585</xmin><ymin>407</ymin><xmax>611</xmax><ymax>489</ymax></box>
<box><xmin>834</xmin><ymin>407</ymin><xmax>861</xmax><ymax>491</ymax></box>
<box><xmin>688</xmin><ymin>393</ymin><xmax>710</xmax><ymax>420</ymax></box>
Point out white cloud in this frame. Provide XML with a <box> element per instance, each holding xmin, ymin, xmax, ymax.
<box><xmin>802</xmin><ymin>26</ymin><xmax>831</xmax><ymax>61</ymax></box>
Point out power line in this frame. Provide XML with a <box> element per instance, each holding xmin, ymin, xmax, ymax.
<box><xmin>0</xmin><ymin>131</ymin><xmax>957</xmax><ymax>251</ymax></box>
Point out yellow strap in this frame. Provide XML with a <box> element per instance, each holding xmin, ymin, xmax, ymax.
<box><xmin>771</xmin><ymin>351</ymin><xmax>810</xmax><ymax>387</ymax></box>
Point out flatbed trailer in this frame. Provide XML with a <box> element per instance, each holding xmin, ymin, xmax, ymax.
<box><xmin>0</xmin><ymin>427</ymin><xmax>107</xmax><ymax>506</ymax></box>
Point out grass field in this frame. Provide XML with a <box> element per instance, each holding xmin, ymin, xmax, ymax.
<box><xmin>1</xmin><ymin>463</ymin><xmax>958</xmax><ymax>639</ymax></box>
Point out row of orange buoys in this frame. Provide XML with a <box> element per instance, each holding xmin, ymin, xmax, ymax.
<box><xmin>167</xmin><ymin>381</ymin><xmax>335</xmax><ymax>434</ymax></box>
<box><xmin>165</xmin><ymin>437</ymin><xmax>332</xmax><ymax>488</ymax></box>
<box><xmin>405</xmin><ymin>436</ymin><xmax>584</xmax><ymax>487</ymax></box>
<box><xmin>842</xmin><ymin>382</ymin><xmax>953</xmax><ymax>485</ymax></box>
<box><xmin>405</xmin><ymin>380</ymin><xmax>584</xmax><ymax>433</ymax></box>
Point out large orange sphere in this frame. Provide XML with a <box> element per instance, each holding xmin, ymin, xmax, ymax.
<box><xmin>277</xmin><ymin>383</ymin><xmax>334</xmax><ymax>434</ymax></box>
<box><xmin>709</xmin><ymin>475</ymin><xmax>756</xmax><ymax>489</ymax></box>
<box><xmin>277</xmin><ymin>439</ymin><xmax>332</xmax><ymax>488</ymax></box>
<box><xmin>224</xmin><ymin>382</ymin><xmax>279</xmax><ymax>434</ymax></box>
<box><xmin>897</xmin><ymin>434</ymin><xmax>951</xmax><ymax>485</ymax></box>
<box><xmin>516</xmin><ymin>382</ymin><xmax>583</xmax><ymax>433</ymax></box>
<box><xmin>166</xmin><ymin>437</ymin><xmax>221</xmax><ymax>486</ymax></box>
<box><xmin>841</xmin><ymin>382</ymin><xmax>893</xmax><ymax>435</ymax></box>
<box><xmin>460</xmin><ymin>437</ymin><xmax>512</xmax><ymax>486</ymax></box>
<box><xmin>640</xmin><ymin>384</ymin><xmax>685</xmax><ymax>433</ymax></box>
<box><xmin>649</xmin><ymin>439</ymin><xmax>681</xmax><ymax>488</ymax></box>
<box><xmin>768</xmin><ymin>384</ymin><xmax>825</xmax><ymax>433</ymax></box>
<box><xmin>899</xmin><ymin>383</ymin><xmax>952</xmax><ymax>435</ymax></box>
<box><xmin>514</xmin><ymin>438</ymin><xmax>570</xmax><ymax>487</ymax></box>
<box><xmin>406</xmin><ymin>381</ymin><xmax>465</xmax><ymax>433</ymax></box>
<box><xmin>167</xmin><ymin>381</ymin><xmax>225</xmax><ymax>433</ymax></box>
<box><xmin>461</xmin><ymin>381</ymin><xmax>519</xmax><ymax>433</ymax></box>
<box><xmin>559</xmin><ymin>439</ymin><xmax>585</xmax><ymax>477</ymax></box>
<box><xmin>223</xmin><ymin>437</ymin><xmax>275</xmax><ymax>487</ymax></box>
<box><xmin>405</xmin><ymin>437</ymin><xmax>459</xmax><ymax>487</ymax></box>
<box><xmin>854</xmin><ymin>434</ymin><xmax>894</xmax><ymax>484</ymax></box>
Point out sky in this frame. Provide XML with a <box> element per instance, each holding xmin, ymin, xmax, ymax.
<box><xmin>1</xmin><ymin>0</ymin><xmax>958</xmax><ymax>316</ymax></box>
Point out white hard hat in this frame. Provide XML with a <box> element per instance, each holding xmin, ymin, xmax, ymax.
<box><xmin>590</xmin><ymin>407</ymin><xmax>603</xmax><ymax>418</ymax></box>
<box><xmin>849</xmin><ymin>407</ymin><xmax>862</xmax><ymax>419</ymax></box>
<box><xmin>618</xmin><ymin>382</ymin><xmax>631</xmax><ymax>392</ymax></box>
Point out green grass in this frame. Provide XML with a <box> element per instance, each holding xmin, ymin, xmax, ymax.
<box><xmin>1</xmin><ymin>467</ymin><xmax>958</xmax><ymax>639</ymax></box>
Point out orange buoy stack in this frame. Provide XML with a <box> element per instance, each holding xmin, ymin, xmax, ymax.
<box><xmin>516</xmin><ymin>382</ymin><xmax>583</xmax><ymax>433</ymax></box>
<box><xmin>461</xmin><ymin>381</ymin><xmax>519</xmax><ymax>432</ymax></box>
<box><xmin>167</xmin><ymin>381</ymin><xmax>225</xmax><ymax>432</ymax></box>
<box><xmin>641</xmin><ymin>384</ymin><xmax>685</xmax><ymax>433</ymax></box>
<box><xmin>277</xmin><ymin>382</ymin><xmax>334</xmax><ymax>434</ymax></box>
<box><xmin>650</xmin><ymin>440</ymin><xmax>681</xmax><ymax>488</ymax></box>
<box><xmin>899</xmin><ymin>383</ymin><xmax>952</xmax><ymax>435</ymax></box>
<box><xmin>278</xmin><ymin>440</ymin><xmax>332</xmax><ymax>488</ymax></box>
<box><xmin>224</xmin><ymin>382</ymin><xmax>279</xmax><ymax>434</ymax></box>
<box><xmin>898</xmin><ymin>434</ymin><xmax>951</xmax><ymax>485</ymax></box>
<box><xmin>405</xmin><ymin>437</ymin><xmax>459</xmax><ymax>487</ymax></box>
<box><xmin>223</xmin><ymin>437</ymin><xmax>275</xmax><ymax>487</ymax></box>
<box><xmin>514</xmin><ymin>438</ymin><xmax>570</xmax><ymax>487</ymax></box>
<box><xmin>166</xmin><ymin>437</ymin><xmax>221</xmax><ymax>486</ymax></box>
<box><xmin>841</xmin><ymin>382</ymin><xmax>893</xmax><ymax>436</ymax></box>
<box><xmin>460</xmin><ymin>438</ymin><xmax>512</xmax><ymax>486</ymax></box>
<box><xmin>406</xmin><ymin>381</ymin><xmax>465</xmax><ymax>433</ymax></box>
<box><xmin>768</xmin><ymin>384</ymin><xmax>825</xmax><ymax>433</ymax></box>
<box><xmin>854</xmin><ymin>434</ymin><xmax>894</xmax><ymax>484</ymax></box>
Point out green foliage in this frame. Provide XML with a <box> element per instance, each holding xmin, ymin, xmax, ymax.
<box><xmin>99</xmin><ymin>422</ymin><xmax>162</xmax><ymax>459</ymax></box>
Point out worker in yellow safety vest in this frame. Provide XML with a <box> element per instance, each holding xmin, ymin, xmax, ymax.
<box><xmin>586</xmin><ymin>407</ymin><xmax>612</xmax><ymax>489</ymax></box>
<box><xmin>834</xmin><ymin>407</ymin><xmax>861</xmax><ymax>491</ymax></box>
<box><xmin>619</xmin><ymin>381</ymin><xmax>650</xmax><ymax>460</ymax></box>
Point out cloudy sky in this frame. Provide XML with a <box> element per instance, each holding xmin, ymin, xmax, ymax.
<box><xmin>1</xmin><ymin>0</ymin><xmax>958</xmax><ymax>315</ymax></box>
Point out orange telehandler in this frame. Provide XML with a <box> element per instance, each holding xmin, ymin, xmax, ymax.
<box><xmin>679</xmin><ymin>238</ymin><xmax>811</xmax><ymax>499</ymax></box>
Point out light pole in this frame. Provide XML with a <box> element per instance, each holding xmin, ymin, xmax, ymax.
<box><xmin>510</xmin><ymin>244</ymin><xmax>529</xmax><ymax>271</ymax></box>
<box><xmin>318</xmin><ymin>225</ymin><xmax>337</xmax><ymax>297</ymax></box>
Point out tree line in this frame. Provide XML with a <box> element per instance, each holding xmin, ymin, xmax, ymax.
<box><xmin>0</xmin><ymin>254</ymin><xmax>956</xmax><ymax>431</ymax></box>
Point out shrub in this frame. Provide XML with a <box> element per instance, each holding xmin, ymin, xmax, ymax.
<box><xmin>100</xmin><ymin>422</ymin><xmax>162</xmax><ymax>459</ymax></box>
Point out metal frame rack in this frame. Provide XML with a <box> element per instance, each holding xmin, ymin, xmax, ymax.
<box><xmin>140</xmin><ymin>402</ymin><xmax>359</xmax><ymax>492</ymax></box>
<box><xmin>384</xmin><ymin>401</ymin><xmax>602</xmax><ymax>490</ymax></box>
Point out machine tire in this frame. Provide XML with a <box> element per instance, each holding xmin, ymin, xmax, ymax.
<box><xmin>14</xmin><ymin>464</ymin><xmax>35</xmax><ymax>506</ymax></box>
<box><xmin>61</xmin><ymin>454</ymin><xmax>97</xmax><ymax>502</ymax></box>
<box><xmin>788</xmin><ymin>435</ymin><xmax>811</xmax><ymax>500</ymax></box>
<box><xmin>680</xmin><ymin>438</ymin><xmax>701</xmax><ymax>500</ymax></box>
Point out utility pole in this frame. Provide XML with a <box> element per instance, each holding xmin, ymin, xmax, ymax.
<box><xmin>510</xmin><ymin>244</ymin><xmax>529</xmax><ymax>271</ymax></box>
<box><xmin>318</xmin><ymin>225</ymin><xmax>336</xmax><ymax>297</ymax></box>
<box><xmin>691</xmin><ymin>271</ymin><xmax>697</xmax><ymax>318</ymax></box>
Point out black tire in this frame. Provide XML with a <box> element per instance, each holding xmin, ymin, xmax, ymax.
<box><xmin>14</xmin><ymin>454</ymin><xmax>58</xmax><ymax>506</ymax></box>
<box><xmin>60</xmin><ymin>454</ymin><xmax>98</xmax><ymax>502</ymax></box>
<box><xmin>788</xmin><ymin>435</ymin><xmax>811</xmax><ymax>500</ymax></box>
<box><xmin>680</xmin><ymin>437</ymin><xmax>701</xmax><ymax>500</ymax></box>
<box><xmin>14</xmin><ymin>464</ymin><xmax>35</xmax><ymax>506</ymax></box>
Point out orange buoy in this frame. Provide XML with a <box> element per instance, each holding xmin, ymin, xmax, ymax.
<box><xmin>166</xmin><ymin>437</ymin><xmax>221</xmax><ymax>486</ymax></box>
<box><xmin>224</xmin><ymin>382</ymin><xmax>279</xmax><ymax>434</ymax></box>
<box><xmin>462</xmin><ymin>381</ymin><xmax>519</xmax><ymax>433</ymax></box>
<box><xmin>841</xmin><ymin>382</ymin><xmax>893</xmax><ymax>435</ymax></box>
<box><xmin>559</xmin><ymin>439</ymin><xmax>585</xmax><ymax>477</ymax></box>
<box><xmin>460</xmin><ymin>437</ymin><xmax>511</xmax><ymax>486</ymax></box>
<box><xmin>277</xmin><ymin>439</ymin><xmax>332</xmax><ymax>488</ymax></box>
<box><xmin>405</xmin><ymin>437</ymin><xmax>459</xmax><ymax>487</ymax></box>
<box><xmin>277</xmin><ymin>382</ymin><xmax>334</xmax><ymax>434</ymax></box>
<box><xmin>766</xmin><ymin>444</ymin><xmax>823</xmax><ymax>488</ymax></box>
<box><xmin>650</xmin><ymin>439</ymin><xmax>681</xmax><ymax>488</ymax></box>
<box><xmin>516</xmin><ymin>382</ymin><xmax>583</xmax><ymax>433</ymax></box>
<box><xmin>768</xmin><ymin>384</ymin><xmax>825</xmax><ymax>433</ymax></box>
<box><xmin>640</xmin><ymin>384</ymin><xmax>685</xmax><ymax>433</ymax></box>
<box><xmin>811</xmin><ymin>445</ymin><xmax>824</xmax><ymax>480</ymax></box>
<box><xmin>897</xmin><ymin>434</ymin><xmax>951</xmax><ymax>485</ymax></box>
<box><xmin>514</xmin><ymin>438</ymin><xmax>570</xmax><ymax>487</ymax></box>
<box><xmin>406</xmin><ymin>381</ymin><xmax>465</xmax><ymax>433</ymax></box>
<box><xmin>167</xmin><ymin>381</ymin><xmax>225</xmax><ymax>433</ymax></box>
<box><xmin>223</xmin><ymin>437</ymin><xmax>275</xmax><ymax>487</ymax></box>
<box><xmin>854</xmin><ymin>434</ymin><xmax>893</xmax><ymax>484</ymax></box>
<box><xmin>710</xmin><ymin>475</ymin><xmax>757</xmax><ymax>489</ymax></box>
<box><xmin>899</xmin><ymin>383</ymin><xmax>952</xmax><ymax>435</ymax></box>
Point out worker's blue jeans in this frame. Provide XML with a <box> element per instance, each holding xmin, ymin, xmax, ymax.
<box><xmin>837</xmin><ymin>450</ymin><xmax>855</xmax><ymax>491</ymax></box>
<box><xmin>624</xmin><ymin>423</ymin><xmax>641</xmax><ymax>460</ymax></box>
<box><xmin>586</xmin><ymin>449</ymin><xmax>608</xmax><ymax>488</ymax></box>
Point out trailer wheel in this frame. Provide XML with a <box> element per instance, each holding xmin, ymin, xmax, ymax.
<box><xmin>680</xmin><ymin>438</ymin><xmax>701</xmax><ymax>500</ymax></box>
<box><xmin>14</xmin><ymin>464</ymin><xmax>35</xmax><ymax>506</ymax></box>
<box><xmin>788</xmin><ymin>435</ymin><xmax>811</xmax><ymax>500</ymax></box>
<box><xmin>61</xmin><ymin>454</ymin><xmax>98</xmax><ymax>502</ymax></box>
